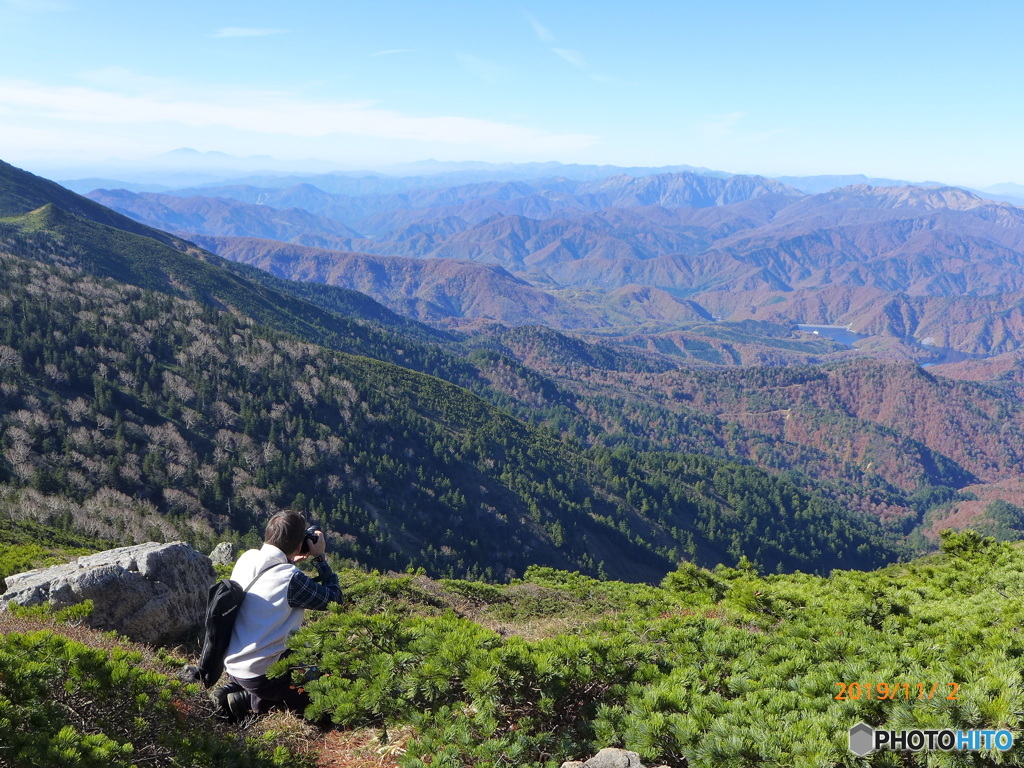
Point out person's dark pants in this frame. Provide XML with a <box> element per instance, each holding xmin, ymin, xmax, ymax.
<box><xmin>229</xmin><ymin>673</ymin><xmax>310</xmax><ymax>715</ymax></box>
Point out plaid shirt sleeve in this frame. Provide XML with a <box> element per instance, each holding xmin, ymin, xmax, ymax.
<box><xmin>286</xmin><ymin>560</ymin><xmax>341</xmax><ymax>610</ymax></box>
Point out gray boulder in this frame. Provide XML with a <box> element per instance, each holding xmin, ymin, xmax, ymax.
<box><xmin>209</xmin><ymin>541</ymin><xmax>236</xmax><ymax>566</ymax></box>
<box><xmin>561</xmin><ymin>749</ymin><xmax>671</xmax><ymax>768</ymax></box>
<box><xmin>584</xmin><ymin>750</ymin><xmax>645</xmax><ymax>768</ymax></box>
<box><xmin>1</xmin><ymin>541</ymin><xmax>215</xmax><ymax>645</ymax></box>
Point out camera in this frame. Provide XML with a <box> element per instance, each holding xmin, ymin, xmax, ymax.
<box><xmin>299</xmin><ymin>525</ymin><xmax>319</xmax><ymax>554</ymax></box>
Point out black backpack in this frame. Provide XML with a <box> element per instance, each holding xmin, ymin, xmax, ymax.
<box><xmin>198</xmin><ymin>563</ymin><xmax>283</xmax><ymax>688</ymax></box>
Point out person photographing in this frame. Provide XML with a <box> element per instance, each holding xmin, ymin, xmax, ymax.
<box><xmin>212</xmin><ymin>510</ymin><xmax>341</xmax><ymax>720</ymax></box>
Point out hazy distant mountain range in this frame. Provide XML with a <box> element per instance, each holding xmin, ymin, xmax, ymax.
<box><xmin>60</xmin><ymin>153</ymin><xmax>1023</xmax><ymax>202</ymax></box>
<box><xmin>85</xmin><ymin>170</ymin><xmax>1024</xmax><ymax>358</ymax></box>
<box><xmin>60</xmin><ymin>158</ymin><xmax>729</xmax><ymax>196</ymax></box>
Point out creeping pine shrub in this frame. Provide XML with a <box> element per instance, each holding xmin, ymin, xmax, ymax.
<box><xmin>0</xmin><ymin>629</ymin><xmax>302</xmax><ymax>768</ymax></box>
<box><xmin>939</xmin><ymin>528</ymin><xmax>998</xmax><ymax>559</ymax></box>
<box><xmin>277</xmin><ymin>609</ymin><xmax>661</xmax><ymax>767</ymax></box>
<box><xmin>262</xmin><ymin>548</ymin><xmax>1024</xmax><ymax>767</ymax></box>
<box><xmin>338</xmin><ymin>570</ymin><xmax>446</xmax><ymax>615</ymax></box>
<box><xmin>660</xmin><ymin>561</ymin><xmax>728</xmax><ymax>604</ymax></box>
<box><xmin>438</xmin><ymin>578</ymin><xmax>507</xmax><ymax>606</ymax></box>
<box><xmin>7</xmin><ymin>598</ymin><xmax>95</xmax><ymax>623</ymax></box>
<box><xmin>0</xmin><ymin>542</ymin><xmax>85</xmax><ymax>582</ymax></box>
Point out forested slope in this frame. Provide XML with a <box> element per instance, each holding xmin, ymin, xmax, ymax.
<box><xmin>0</xmin><ymin>159</ymin><xmax>902</xmax><ymax>579</ymax></box>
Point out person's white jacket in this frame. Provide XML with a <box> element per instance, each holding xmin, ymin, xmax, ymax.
<box><xmin>224</xmin><ymin>544</ymin><xmax>303</xmax><ymax>679</ymax></box>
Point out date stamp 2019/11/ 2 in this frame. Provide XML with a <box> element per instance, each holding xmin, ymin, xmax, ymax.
<box><xmin>835</xmin><ymin>682</ymin><xmax>959</xmax><ymax>701</ymax></box>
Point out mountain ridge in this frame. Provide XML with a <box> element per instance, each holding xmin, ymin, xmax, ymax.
<box><xmin>87</xmin><ymin>176</ymin><xmax>1024</xmax><ymax>337</ymax></box>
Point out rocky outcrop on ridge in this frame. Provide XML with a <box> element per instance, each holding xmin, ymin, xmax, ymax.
<box><xmin>0</xmin><ymin>541</ymin><xmax>214</xmax><ymax>645</ymax></box>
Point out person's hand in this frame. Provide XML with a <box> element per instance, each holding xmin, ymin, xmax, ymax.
<box><xmin>306</xmin><ymin>530</ymin><xmax>327</xmax><ymax>558</ymax></box>
<box><xmin>292</xmin><ymin>530</ymin><xmax>327</xmax><ymax>563</ymax></box>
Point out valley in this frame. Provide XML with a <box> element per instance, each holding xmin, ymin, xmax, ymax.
<box><xmin>0</xmin><ymin>159</ymin><xmax>910</xmax><ymax>584</ymax></box>
<box><xmin>86</xmin><ymin>173</ymin><xmax>1024</xmax><ymax>367</ymax></box>
<box><xmin>2</xmin><ymin>157</ymin><xmax>1023</xmax><ymax>582</ymax></box>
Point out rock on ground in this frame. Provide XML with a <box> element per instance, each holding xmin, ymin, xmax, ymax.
<box><xmin>561</xmin><ymin>748</ymin><xmax>672</xmax><ymax>768</ymax></box>
<box><xmin>1</xmin><ymin>541</ymin><xmax>214</xmax><ymax>645</ymax></box>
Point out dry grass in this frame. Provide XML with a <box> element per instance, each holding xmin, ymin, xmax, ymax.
<box><xmin>313</xmin><ymin>727</ymin><xmax>411</xmax><ymax>768</ymax></box>
<box><xmin>473</xmin><ymin>613</ymin><xmax>603</xmax><ymax>642</ymax></box>
<box><xmin>404</xmin><ymin>574</ymin><xmax>615</xmax><ymax>641</ymax></box>
<box><xmin>248</xmin><ymin>709</ymin><xmax>324</xmax><ymax>761</ymax></box>
<box><xmin>244</xmin><ymin>713</ymin><xmax>417</xmax><ymax>768</ymax></box>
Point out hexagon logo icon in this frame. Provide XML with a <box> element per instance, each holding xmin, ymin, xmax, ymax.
<box><xmin>849</xmin><ymin>722</ymin><xmax>875</xmax><ymax>756</ymax></box>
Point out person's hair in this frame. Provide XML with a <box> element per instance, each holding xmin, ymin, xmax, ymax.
<box><xmin>264</xmin><ymin>510</ymin><xmax>307</xmax><ymax>554</ymax></box>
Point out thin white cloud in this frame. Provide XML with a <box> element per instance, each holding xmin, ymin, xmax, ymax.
<box><xmin>526</xmin><ymin>13</ymin><xmax>555</xmax><ymax>43</ymax></box>
<box><xmin>552</xmin><ymin>48</ymin><xmax>587</xmax><ymax>70</ymax></box>
<box><xmin>525</xmin><ymin>14</ymin><xmax>607</xmax><ymax>81</ymax></box>
<box><xmin>0</xmin><ymin>121</ymin><xmax>159</xmax><ymax>158</ymax></box>
<box><xmin>0</xmin><ymin>78</ymin><xmax>598</xmax><ymax>155</ymax></box>
<box><xmin>372</xmin><ymin>49</ymin><xmax>411</xmax><ymax>57</ymax></box>
<box><xmin>77</xmin><ymin>67</ymin><xmax>177</xmax><ymax>92</ymax></box>
<box><xmin>211</xmin><ymin>27</ymin><xmax>285</xmax><ymax>38</ymax></box>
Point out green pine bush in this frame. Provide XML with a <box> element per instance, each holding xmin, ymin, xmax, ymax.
<box><xmin>270</xmin><ymin>537</ymin><xmax>1024</xmax><ymax>767</ymax></box>
<box><xmin>0</xmin><ymin>626</ymin><xmax>307</xmax><ymax>768</ymax></box>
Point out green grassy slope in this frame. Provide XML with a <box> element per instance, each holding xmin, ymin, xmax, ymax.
<box><xmin>0</xmin><ymin>611</ymin><xmax>310</xmax><ymax>768</ymax></box>
<box><xmin>0</xmin><ymin>159</ymin><xmax>183</xmax><ymax>245</ymax></box>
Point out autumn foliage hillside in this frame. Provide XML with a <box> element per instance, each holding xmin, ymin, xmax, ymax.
<box><xmin>0</xmin><ymin>159</ymin><xmax>904</xmax><ymax>580</ymax></box>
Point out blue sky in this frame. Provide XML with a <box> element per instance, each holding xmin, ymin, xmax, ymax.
<box><xmin>2</xmin><ymin>0</ymin><xmax>1022</xmax><ymax>187</ymax></box>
